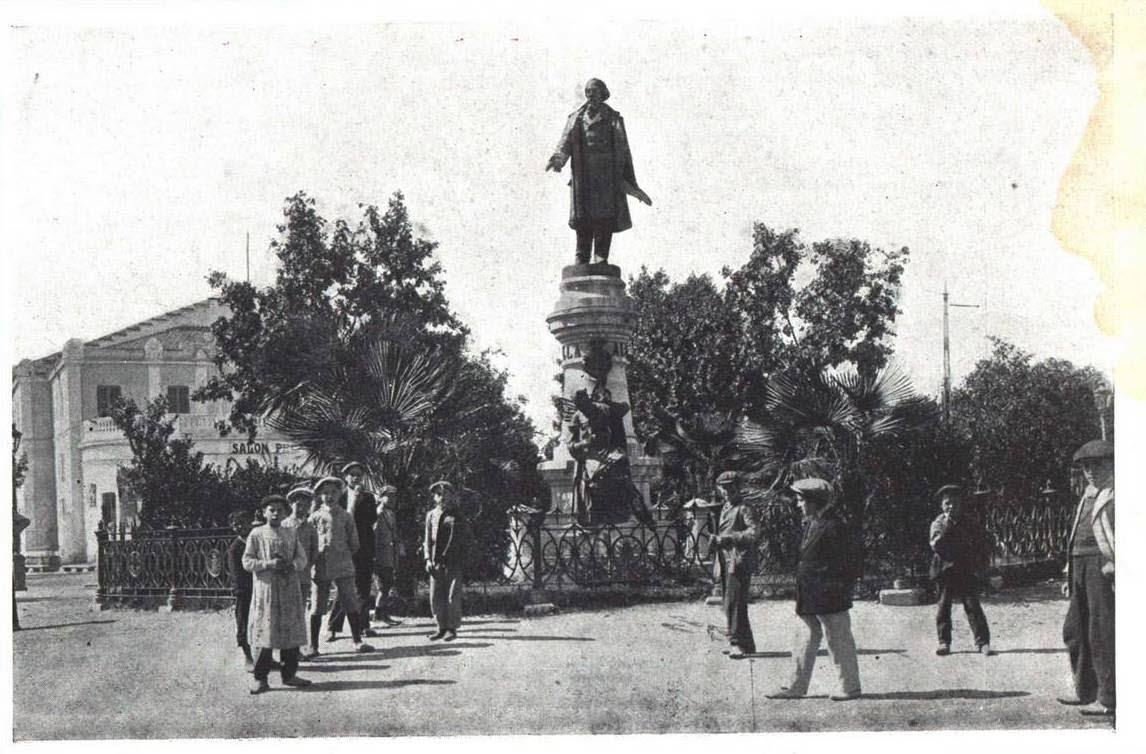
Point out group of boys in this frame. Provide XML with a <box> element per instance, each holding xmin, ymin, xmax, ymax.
<box><xmin>709</xmin><ymin>437</ymin><xmax>1115</xmax><ymax>716</ymax></box>
<box><xmin>227</xmin><ymin>461</ymin><xmax>474</xmax><ymax>694</ymax></box>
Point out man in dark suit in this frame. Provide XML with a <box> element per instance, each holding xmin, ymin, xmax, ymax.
<box><xmin>326</xmin><ymin>461</ymin><xmax>379</xmax><ymax>639</ymax></box>
<box><xmin>711</xmin><ymin>470</ymin><xmax>758</xmax><ymax>657</ymax></box>
<box><xmin>767</xmin><ymin>478</ymin><xmax>862</xmax><ymax>701</ymax></box>
<box><xmin>423</xmin><ymin>480</ymin><xmax>473</xmax><ymax>642</ymax></box>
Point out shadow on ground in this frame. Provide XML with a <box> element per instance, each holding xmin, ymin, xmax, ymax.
<box><xmin>16</xmin><ymin>620</ymin><xmax>117</xmax><ymax>631</ymax></box>
<box><xmin>861</xmin><ymin>689</ymin><xmax>1030</xmax><ymax>701</ymax></box>
<box><xmin>310</xmin><ymin>679</ymin><xmax>456</xmax><ymax>692</ymax></box>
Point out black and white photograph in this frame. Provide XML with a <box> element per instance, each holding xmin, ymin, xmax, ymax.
<box><xmin>5</xmin><ymin>0</ymin><xmax>1143</xmax><ymax>749</ymax></box>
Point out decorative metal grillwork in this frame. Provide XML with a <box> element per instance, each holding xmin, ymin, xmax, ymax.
<box><xmin>96</xmin><ymin>496</ymin><xmax>1078</xmax><ymax>605</ymax></box>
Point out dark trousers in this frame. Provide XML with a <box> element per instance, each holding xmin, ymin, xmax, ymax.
<box><xmin>723</xmin><ymin>567</ymin><xmax>755</xmax><ymax>653</ymax></box>
<box><xmin>328</xmin><ymin>560</ymin><xmax>373</xmax><ymax>633</ymax></box>
<box><xmin>575</xmin><ymin>221</ymin><xmax>613</xmax><ymax>263</ymax></box>
<box><xmin>935</xmin><ymin>579</ymin><xmax>990</xmax><ymax>647</ymax></box>
<box><xmin>374</xmin><ymin>566</ymin><xmax>395</xmax><ymax>617</ymax></box>
<box><xmin>254</xmin><ymin>647</ymin><xmax>299</xmax><ymax>682</ymax></box>
<box><xmin>234</xmin><ymin>590</ymin><xmax>252</xmax><ymax>648</ymax></box>
<box><xmin>1063</xmin><ymin>555</ymin><xmax>1116</xmax><ymax>707</ymax></box>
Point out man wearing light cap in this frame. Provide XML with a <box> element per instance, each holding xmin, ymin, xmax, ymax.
<box><xmin>326</xmin><ymin>461</ymin><xmax>379</xmax><ymax>640</ymax></box>
<box><xmin>305</xmin><ymin>475</ymin><xmax>373</xmax><ymax>656</ymax></box>
<box><xmin>768</xmin><ymin>478</ymin><xmax>862</xmax><ymax>701</ymax></box>
<box><xmin>711</xmin><ymin>471</ymin><xmax>758</xmax><ymax>657</ymax></box>
<box><xmin>1058</xmin><ymin>439</ymin><xmax>1115</xmax><ymax>717</ymax></box>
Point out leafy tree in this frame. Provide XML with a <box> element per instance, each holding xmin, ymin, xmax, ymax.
<box><xmin>627</xmin><ymin>272</ymin><xmax>742</xmax><ymax>442</ymax></box>
<box><xmin>200</xmin><ymin>191</ymin><xmax>542</xmax><ymax>588</ymax></box>
<box><xmin>626</xmin><ymin>225</ymin><xmax>909</xmax><ymax>503</ymax></box>
<box><xmin>196</xmin><ymin>192</ymin><xmax>468</xmax><ymax>437</ymax></box>
<box><xmin>949</xmin><ymin>338</ymin><xmax>1108</xmax><ymax>500</ymax></box>
<box><xmin>107</xmin><ymin>396</ymin><xmax>218</xmax><ymax>526</ymax></box>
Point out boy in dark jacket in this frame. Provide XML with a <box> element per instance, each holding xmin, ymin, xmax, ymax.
<box><xmin>930</xmin><ymin>484</ymin><xmax>993</xmax><ymax>656</ymax></box>
<box><xmin>226</xmin><ymin>510</ymin><xmax>255</xmax><ymax>670</ymax></box>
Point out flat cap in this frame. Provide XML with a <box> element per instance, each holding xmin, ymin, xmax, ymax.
<box><xmin>682</xmin><ymin>497</ymin><xmax>718</xmax><ymax>509</ymax></box>
<box><xmin>428</xmin><ymin>480</ymin><xmax>455</xmax><ymax>493</ymax></box>
<box><xmin>789</xmin><ymin>478</ymin><xmax>833</xmax><ymax>500</ymax></box>
<box><xmin>259</xmin><ymin>494</ymin><xmax>290</xmax><ymax>509</ymax></box>
<box><xmin>314</xmin><ymin>476</ymin><xmax>344</xmax><ymax>493</ymax></box>
<box><xmin>340</xmin><ymin>461</ymin><xmax>367</xmax><ymax>475</ymax></box>
<box><xmin>286</xmin><ymin>485</ymin><xmax>314</xmax><ymax>501</ymax></box>
<box><xmin>715</xmin><ymin>471</ymin><xmax>741</xmax><ymax>485</ymax></box>
<box><xmin>1073</xmin><ymin>439</ymin><xmax>1114</xmax><ymax>462</ymax></box>
<box><xmin>934</xmin><ymin>484</ymin><xmax>963</xmax><ymax>501</ymax></box>
<box><xmin>377</xmin><ymin>484</ymin><xmax>398</xmax><ymax>496</ymax></box>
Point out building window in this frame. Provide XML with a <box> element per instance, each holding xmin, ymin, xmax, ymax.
<box><xmin>101</xmin><ymin>492</ymin><xmax>117</xmax><ymax>524</ymax></box>
<box><xmin>96</xmin><ymin>385</ymin><xmax>123</xmax><ymax>417</ymax></box>
<box><xmin>166</xmin><ymin>385</ymin><xmax>191</xmax><ymax>414</ymax></box>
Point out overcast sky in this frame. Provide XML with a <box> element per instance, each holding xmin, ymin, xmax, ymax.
<box><xmin>3</xmin><ymin>4</ymin><xmax>1113</xmax><ymax>436</ymax></box>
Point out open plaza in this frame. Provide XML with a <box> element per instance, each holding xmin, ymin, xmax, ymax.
<box><xmin>13</xmin><ymin>572</ymin><xmax>1114</xmax><ymax>738</ymax></box>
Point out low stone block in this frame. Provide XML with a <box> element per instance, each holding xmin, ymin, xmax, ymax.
<box><xmin>524</xmin><ymin>603</ymin><xmax>558</xmax><ymax>617</ymax></box>
<box><xmin>878</xmin><ymin>588</ymin><xmax>927</xmax><ymax>606</ymax></box>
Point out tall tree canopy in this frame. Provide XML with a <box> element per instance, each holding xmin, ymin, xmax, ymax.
<box><xmin>949</xmin><ymin>337</ymin><xmax>1108</xmax><ymax>499</ymax></box>
<box><xmin>197</xmin><ymin>191</ymin><xmax>542</xmax><ymax>583</ymax></box>
<box><xmin>626</xmin><ymin>223</ymin><xmax>909</xmax><ymax>503</ymax></box>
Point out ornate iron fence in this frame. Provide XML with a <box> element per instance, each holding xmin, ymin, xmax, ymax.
<box><xmin>97</xmin><ymin>523</ymin><xmax>236</xmax><ymax>607</ymax></box>
<box><xmin>95</xmin><ymin>496</ymin><xmax>1078</xmax><ymax>606</ymax></box>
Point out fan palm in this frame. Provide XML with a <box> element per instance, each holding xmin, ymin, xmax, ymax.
<box><xmin>651</xmin><ymin>406</ymin><xmax>740</xmax><ymax>503</ymax></box>
<box><xmin>266</xmin><ymin>326</ymin><xmax>467</xmax><ymax>487</ymax></box>
<box><xmin>736</xmin><ymin>361</ymin><xmax>938</xmax><ymax>520</ymax></box>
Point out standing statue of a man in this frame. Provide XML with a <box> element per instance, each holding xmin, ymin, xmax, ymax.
<box><xmin>546</xmin><ymin>78</ymin><xmax>652</xmax><ymax>265</ymax></box>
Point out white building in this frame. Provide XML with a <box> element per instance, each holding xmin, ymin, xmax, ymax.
<box><xmin>12</xmin><ymin>298</ymin><xmax>308</xmax><ymax>567</ymax></box>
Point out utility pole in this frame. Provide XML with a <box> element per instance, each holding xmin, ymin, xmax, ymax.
<box><xmin>942</xmin><ymin>282</ymin><xmax>981</xmax><ymax>423</ymax></box>
<box><xmin>245</xmin><ymin>232</ymin><xmax>250</xmax><ymax>283</ymax></box>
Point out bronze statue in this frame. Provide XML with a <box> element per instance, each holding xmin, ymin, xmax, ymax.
<box><xmin>565</xmin><ymin>388</ymin><xmax>653</xmax><ymax>528</ymax></box>
<box><xmin>546</xmin><ymin>78</ymin><xmax>652</xmax><ymax>265</ymax></box>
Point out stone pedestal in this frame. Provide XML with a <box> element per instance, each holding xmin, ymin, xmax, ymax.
<box><xmin>537</xmin><ymin>264</ymin><xmax>661</xmax><ymax>518</ymax></box>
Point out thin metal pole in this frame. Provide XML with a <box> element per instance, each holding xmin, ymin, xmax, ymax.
<box><xmin>943</xmin><ymin>283</ymin><xmax>950</xmax><ymax>424</ymax></box>
<box><xmin>245</xmin><ymin>232</ymin><xmax>250</xmax><ymax>283</ymax></box>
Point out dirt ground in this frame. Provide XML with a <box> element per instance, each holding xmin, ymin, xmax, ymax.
<box><xmin>12</xmin><ymin>572</ymin><xmax>1114</xmax><ymax>739</ymax></box>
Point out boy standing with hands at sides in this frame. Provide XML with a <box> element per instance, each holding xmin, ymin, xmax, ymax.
<box><xmin>226</xmin><ymin>509</ymin><xmax>255</xmax><ymax>671</ymax></box>
<box><xmin>424</xmin><ymin>480</ymin><xmax>472</xmax><ymax>642</ymax></box>
<box><xmin>929</xmin><ymin>484</ymin><xmax>993</xmax><ymax>657</ymax></box>
<box><xmin>373</xmin><ymin>484</ymin><xmax>403</xmax><ymax>626</ymax></box>
<box><xmin>242</xmin><ymin>495</ymin><xmax>312</xmax><ymax>694</ymax></box>
<box><xmin>306</xmin><ymin>476</ymin><xmax>375</xmax><ymax>656</ymax></box>
<box><xmin>283</xmin><ymin>485</ymin><xmax>319</xmax><ymax>609</ymax></box>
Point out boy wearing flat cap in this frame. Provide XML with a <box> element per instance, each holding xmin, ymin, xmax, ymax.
<box><xmin>373</xmin><ymin>484</ymin><xmax>403</xmax><ymax>626</ymax></box>
<box><xmin>242</xmin><ymin>495</ymin><xmax>312</xmax><ymax>693</ymax></box>
<box><xmin>423</xmin><ymin>481</ymin><xmax>473</xmax><ymax>641</ymax></box>
<box><xmin>768</xmin><ymin>478</ymin><xmax>862</xmax><ymax>701</ymax></box>
<box><xmin>929</xmin><ymin>484</ymin><xmax>993</xmax><ymax>656</ymax></box>
<box><xmin>711</xmin><ymin>471</ymin><xmax>758</xmax><ymax>657</ymax></box>
<box><xmin>282</xmin><ymin>486</ymin><xmax>319</xmax><ymax>607</ymax></box>
<box><xmin>305</xmin><ymin>476</ymin><xmax>374</xmax><ymax>656</ymax></box>
<box><xmin>1059</xmin><ymin>439</ymin><xmax>1115</xmax><ymax>717</ymax></box>
<box><xmin>326</xmin><ymin>461</ymin><xmax>379</xmax><ymax>640</ymax></box>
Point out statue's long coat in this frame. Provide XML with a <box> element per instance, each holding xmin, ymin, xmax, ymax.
<box><xmin>551</xmin><ymin>103</ymin><xmax>640</xmax><ymax>233</ymax></box>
